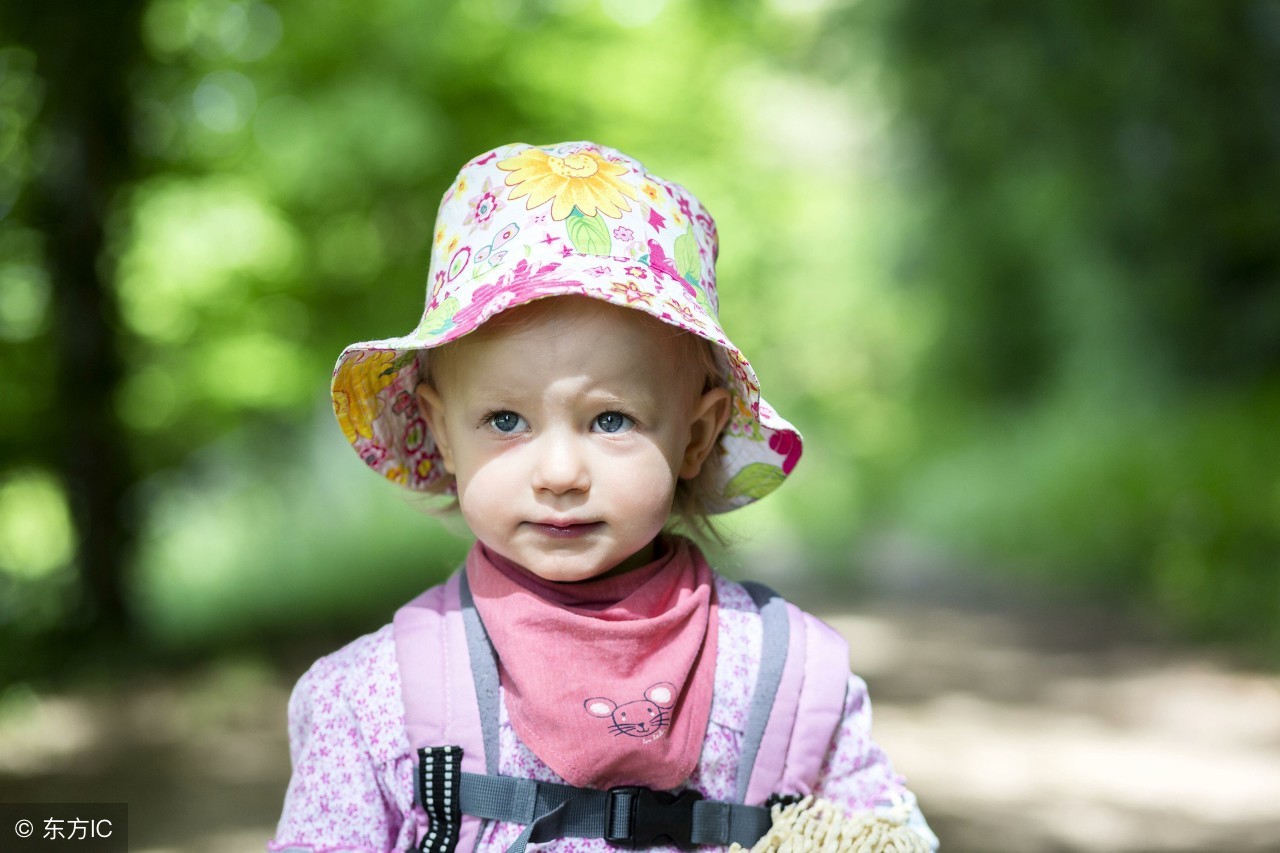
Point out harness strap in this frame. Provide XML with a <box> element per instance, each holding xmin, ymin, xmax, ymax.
<box><xmin>737</xmin><ymin>582</ymin><xmax>791</xmax><ymax>804</ymax></box>
<box><xmin>417</xmin><ymin>746</ymin><xmax>464</xmax><ymax>853</ymax></box>
<box><xmin>397</xmin><ymin>574</ymin><xmax>491</xmax><ymax>853</ymax></box>
<box><xmin>457</xmin><ymin>572</ymin><xmax>501</xmax><ymax>775</ymax></box>
<box><xmin>457</xmin><ymin>772</ymin><xmax>773</xmax><ymax>853</ymax></box>
<box><xmin>738</xmin><ymin>582</ymin><xmax>849</xmax><ymax>806</ymax></box>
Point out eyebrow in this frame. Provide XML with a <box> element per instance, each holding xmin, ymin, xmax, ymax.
<box><xmin>583</xmin><ymin>390</ymin><xmax>653</xmax><ymax>411</ymax></box>
<box><xmin>462</xmin><ymin>384</ymin><xmax>660</xmax><ymax>411</ymax></box>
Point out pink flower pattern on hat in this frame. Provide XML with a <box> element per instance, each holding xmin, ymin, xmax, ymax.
<box><xmin>462</xmin><ymin>176</ymin><xmax>506</xmax><ymax>231</ymax></box>
<box><xmin>330</xmin><ymin>141</ymin><xmax>802</xmax><ymax>511</ymax></box>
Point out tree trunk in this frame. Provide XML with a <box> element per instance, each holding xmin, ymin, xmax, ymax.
<box><xmin>8</xmin><ymin>0</ymin><xmax>147</xmax><ymax>636</ymax></box>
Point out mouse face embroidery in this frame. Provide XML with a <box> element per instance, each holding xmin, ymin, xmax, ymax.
<box><xmin>584</xmin><ymin>682</ymin><xmax>676</xmax><ymax>739</ymax></box>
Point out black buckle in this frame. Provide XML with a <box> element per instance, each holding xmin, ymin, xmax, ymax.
<box><xmin>606</xmin><ymin>786</ymin><xmax>704</xmax><ymax>850</ymax></box>
<box><xmin>765</xmin><ymin>793</ymin><xmax>802</xmax><ymax>810</ymax></box>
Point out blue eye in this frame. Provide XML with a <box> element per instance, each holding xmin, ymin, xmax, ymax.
<box><xmin>594</xmin><ymin>412</ymin><xmax>633</xmax><ymax>434</ymax></box>
<box><xmin>487</xmin><ymin>411</ymin><xmax>526</xmax><ymax>433</ymax></box>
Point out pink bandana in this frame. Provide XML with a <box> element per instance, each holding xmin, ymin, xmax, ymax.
<box><xmin>466</xmin><ymin>537</ymin><xmax>719</xmax><ymax>791</ymax></box>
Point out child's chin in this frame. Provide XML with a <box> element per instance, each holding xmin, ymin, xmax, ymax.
<box><xmin>524</xmin><ymin>561</ymin><xmax>615</xmax><ymax>584</ymax></box>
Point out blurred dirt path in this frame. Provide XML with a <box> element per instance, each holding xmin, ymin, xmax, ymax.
<box><xmin>775</xmin><ymin>540</ymin><xmax>1280</xmax><ymax>853</ymax></box>
<box><xmin>814</xmin><ymin>597</ymin><xmax>1280</xmax><ymax>852</ymax></box>
<box><xmin>2</xmin><ymin>564</ymin><xmax>1279</xmax><ymax>852</ymax></box>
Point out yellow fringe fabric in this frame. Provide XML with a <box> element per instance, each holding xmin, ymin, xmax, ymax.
<box><xmin>729</xmin><ymin>797</ymin><xmax>931</xmax><ymax>853</ymax></box>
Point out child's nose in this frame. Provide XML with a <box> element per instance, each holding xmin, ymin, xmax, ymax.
<box><xmin>531</xmin><ymin>433</ymin><xmax>590</xmax><ymax>495</ymax></box>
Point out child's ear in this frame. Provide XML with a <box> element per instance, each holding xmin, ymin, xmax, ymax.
<box><xmin>415</xmin><ymin>382</ymin><xmax>456</xmax><ymax>474</ymax></box>
<box><xmin>680</xmin><ymin>387</ymin><xmax>731</xmax><ymax>480</ymax></box>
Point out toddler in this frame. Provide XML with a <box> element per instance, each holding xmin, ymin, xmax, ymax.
<box><xmin>271</xmin><ymin>142</ymin><xmax>937</xmax><ymax>852</ymax></box>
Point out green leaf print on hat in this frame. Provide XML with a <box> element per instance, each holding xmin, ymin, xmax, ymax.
<box><xmin>416</xmin><ymin>296</ymin><xmax>460</xmax><ymax>339</ymax></box>
<box><xmin>724</xmin><ymin>462</ymin><xmax>787</xmax><ymax>501</ymax></box>
<box><xmin>566</xmin><ymin>207</ymin><xmax>612</xmax><ymax>255</ymax></box>
<box><xmin>675</xmin><ymin>226</ymin><xmax>701</xmax><ymax>287</ymax></box>
<box><xmin>674</xmin><ymin>225</ymin><xmax>715</xmax><ymax>316</ymax></box>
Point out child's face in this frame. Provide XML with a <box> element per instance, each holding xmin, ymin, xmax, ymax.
<box><xmin>417</xmin><ymin>298</ymin><xmax>729</xmax><ymax>583</ymax></box>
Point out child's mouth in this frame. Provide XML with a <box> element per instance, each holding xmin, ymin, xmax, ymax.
<box><xmin>529</xmin><ymin>521</ymin><xmax>603</xmax><ymax>539</ymax></box>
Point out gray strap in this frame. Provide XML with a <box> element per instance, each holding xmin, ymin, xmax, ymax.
<box><xmin>693</xmin><ymin>799</ymin><xmax>775</xmax><ymax>847</ymax></box>
<box><xmin>458</xmin><ymin>572</ymin><xmax>501</xmax><ymax>776</ymax></box>
<box><xmin>461</xmin><ymin>774</ymin><xmax>610</xmax><ymax>852</ymax></box>
<box><xmin>459</xmin><ymin>773</ymin><xmax>773</xmax><ymax>852</ymax></box>
<box><xmin>736</xmin><ymin>581</ymin><xmax>791</xmax><ymax>804</ymax></box>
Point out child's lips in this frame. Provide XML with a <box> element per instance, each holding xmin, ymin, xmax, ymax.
<box><xmin>528</xmin><ymin>520</ymin><xmax>603</xmax><ymax>539</ymax></box>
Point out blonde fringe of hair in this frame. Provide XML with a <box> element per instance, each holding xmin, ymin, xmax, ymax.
<box><xmin>728</xmin><ymin>797</ymin><xmax>931</xmax><ymax>853</ymax></box>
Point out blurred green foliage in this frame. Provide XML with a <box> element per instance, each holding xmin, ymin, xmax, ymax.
<box><xmin>0</xmin><ymin>0</ymin><xmax>1276</xmax><ymax>662</ymax></box>
<box><xmin>863</xmin><ymin>0</ymin><xmax>1280</xmax><ymax>655</ymax></box>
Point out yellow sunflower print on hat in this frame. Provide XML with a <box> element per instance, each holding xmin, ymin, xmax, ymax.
<box><xmin>332</xmin><ymin>350</ymin><xmax>397</xmax><ymax>443</ymax></box>
<box><xmin>498</xmin><ymin>147</ymin><xmax>640</xmax><ymax>221</ymax></box>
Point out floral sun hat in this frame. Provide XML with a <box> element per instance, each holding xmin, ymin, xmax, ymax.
<box><xmin>331</xmin><ymin>141</ymin><xmax>802</xmax><ymax>512</ymax></box>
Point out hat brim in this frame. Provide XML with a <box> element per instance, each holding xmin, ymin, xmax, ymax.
<box><xmin>331</xmin><ymin>252</ymin><xmax>801</xmax><ymax>512</ymax></box>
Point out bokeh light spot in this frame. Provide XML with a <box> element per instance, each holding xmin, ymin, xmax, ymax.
<box><xmin>600</xmin><ymin>0</ymin><xmax>665</xmax><ymax>27</ymax></box>
<box><xmin>118</xmin><ymin>178</ymin><xmax>299</xmax><ymax>343</ymax></box>
<box><xmin>0</xmin><ymin>471</ymin><xmax>74</xmax><ymax>580</ymax></box>
<box><xmin>193</xmin><ymin>70</ymin><xmax>257</xmax><ymax>134</ymax></box>
<box><xmin>0</xmin><ymin>262</ymin><xmax>50</xmax><ymax>341</ymax></box>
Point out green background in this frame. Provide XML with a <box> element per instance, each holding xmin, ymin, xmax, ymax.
<box><xmin>2</xmin><ymin>0</ymin><xmax>1278</xmax><ymax>676</ymax></box>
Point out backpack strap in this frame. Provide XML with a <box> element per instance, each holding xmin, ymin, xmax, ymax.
<box><xmin>394</xmin><ymin>570</ymin><xmax>501</xmax><ymax>852</ymax></box>
<box><xmin>738</xmin><ymin>582</ymin><xmax>850</xmax><ymax>807</ymax></box>
<box><xmin>458</xmin><ymin>571</ymin><xmax>502</xmax><ymax>774</ymax></box>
